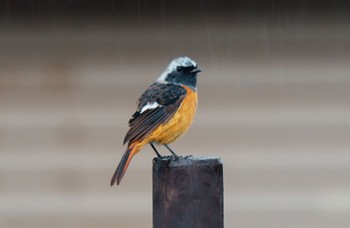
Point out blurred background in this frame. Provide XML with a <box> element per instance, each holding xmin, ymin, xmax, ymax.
<box><xmin>1</xmin><ymin>0</ymin><xmax>350</xmax><ymax>227</ymax></box>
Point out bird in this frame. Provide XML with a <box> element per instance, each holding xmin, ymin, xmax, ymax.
<box><xmin>110</xmin><ymin>56</ymin><xmax>201</xmax><ymax>186</ymax></box>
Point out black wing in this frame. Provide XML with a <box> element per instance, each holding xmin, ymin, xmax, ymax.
<box><xmin>123</xmin><ymin>83</ymin><xmax>187</xmax><ymax>145</ymax></box>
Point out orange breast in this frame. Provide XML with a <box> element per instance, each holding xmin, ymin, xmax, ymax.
<box><xmin>146</xmin><ymin>86</ymin><xmax>197</xmax><ymax>145</ymax></box>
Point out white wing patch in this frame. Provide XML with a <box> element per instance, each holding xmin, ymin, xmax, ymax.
<box><xmin>140</xmin><ymin>102</ymin><xmax>160</xmax><ymax>114</ymax></box>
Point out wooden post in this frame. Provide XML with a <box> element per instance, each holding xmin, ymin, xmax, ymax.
<box><xmin>153</xmin><ymin>156</ymin><xmax>223</xmax><ymax>228</ymax></box>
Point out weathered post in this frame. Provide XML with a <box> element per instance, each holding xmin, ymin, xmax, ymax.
<box><xmin>153</xmin><ymin>156</ymin><xmax>223</xmax><ymax>228</ymax></box>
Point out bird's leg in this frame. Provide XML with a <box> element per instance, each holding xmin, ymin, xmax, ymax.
<box><xmin>164</xmin><ymin>144</ymin><xmax>178</xmax><ymax>157</ymax></box>
<box><xmin>150</xmin><ymin>142</ymin><xmax>162</xmax><ymax>157</ymax></box>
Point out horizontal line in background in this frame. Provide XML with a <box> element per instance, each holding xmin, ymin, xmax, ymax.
<box><xmin>226</xmin><ymin>192</ymin><xmax>350</xmax><ymax>212</ymax></box>
<box><xmin>1</xmin><ymin>152</ymin><xmax>349</xmax><ymax>171</ymax></box>
<box><xmin>0</xmin><ymin>194</ymin><xmax>149</xmax><ymax>217</ymax></box>
<box><xmin>198</xmin><ymin>108</ymin><xmax>350</xmax><ymax>127</ymax></box>
<box><xmin>1</xmin><ymin>21</ymin><xmax>350</xmax><ymax>43</ymax></box>
<box><xmin>0</xmin><ymin>191</ymin><xmax>349</xmax><ymax>217</ymax></box>
<box><xmin>1</xmin><ymin>108</ymin><xmax>350</xmax><ymax>128</ymax></box>
<box><xmin>1</xmin><ymin>64</ymin><xmax>350</xmax><ymax>87</ymax></box>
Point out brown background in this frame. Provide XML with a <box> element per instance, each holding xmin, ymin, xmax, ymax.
<box><xmin>1</xmin><ymin>1</ymin><xmax>350</xmax><ymax>228</ymax></box>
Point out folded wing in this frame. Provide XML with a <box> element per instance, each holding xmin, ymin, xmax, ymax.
<box><xmin>123</xmin><ymin>83</ymin><xmax>187</xmax><ymax>145</ymax></box>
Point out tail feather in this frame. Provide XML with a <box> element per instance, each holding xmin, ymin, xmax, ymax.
<box><xmin>110</xmin><ymin>144</ymin><xmax>138</xmax><ymax>186</ymax></box>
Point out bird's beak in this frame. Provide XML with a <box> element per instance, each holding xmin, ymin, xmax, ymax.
<box><xmin>191</xmin><ymin>68</ymin><xmax>202</xmax><ymax>74</ymax></box>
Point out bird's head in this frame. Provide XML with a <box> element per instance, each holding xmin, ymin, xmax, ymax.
<box><xmin>157</xmin><ymin>56</ymin><xmax>201</xmax><ymax>89</ymax></box>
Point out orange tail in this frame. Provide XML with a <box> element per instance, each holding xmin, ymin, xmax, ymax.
<box><xmin>110</xmin><ymin>142</ymin><xmax>140</xmax><ymax>186</ymax></box>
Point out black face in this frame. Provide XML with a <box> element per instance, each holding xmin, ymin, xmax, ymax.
<box><xmin>166</xmin><ymin>65</ymin><xmax>199</xmax><ymax>89</ymax></box>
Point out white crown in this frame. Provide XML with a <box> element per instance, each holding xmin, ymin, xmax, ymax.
<box><xmin>157</xmin><ymin>56</ymin><xmax>197</xmax><ymax>82</ymax></box>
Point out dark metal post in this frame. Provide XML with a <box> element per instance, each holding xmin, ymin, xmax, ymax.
<box><xmin>153</xmin><ymin>156</ymin><xmax>223</xmax><ymax>228</ymax></box>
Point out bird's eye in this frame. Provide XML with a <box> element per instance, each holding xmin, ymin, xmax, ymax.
<box><xmin>176</xmin><ymin>66</ymin><xmax>183</xmax><ymax>72</ymax></box>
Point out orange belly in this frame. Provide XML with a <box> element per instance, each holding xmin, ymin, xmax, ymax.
<box><xmin>146</xmin><ymin>85</ymin><xmax>197</xmax><ymax>145</ymax></box>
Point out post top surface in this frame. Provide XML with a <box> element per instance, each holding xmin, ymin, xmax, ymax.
<box><xmin>153</xmin><ymin>156</ymin><xmax>222</xmax><ymax>167</ymax></box>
